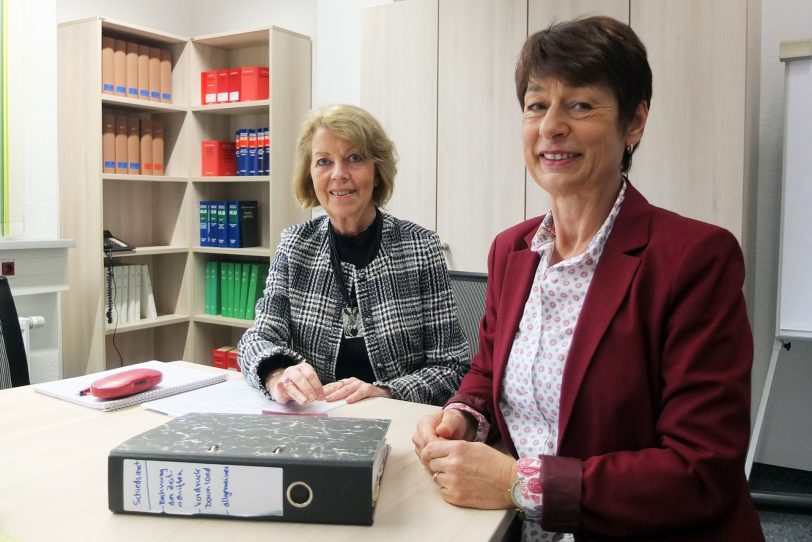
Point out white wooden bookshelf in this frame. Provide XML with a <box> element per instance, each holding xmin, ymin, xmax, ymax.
<box><xmin>58</xmin><ymin>17</ymin><xmax>311</xmax><ymax>376</ymax></box>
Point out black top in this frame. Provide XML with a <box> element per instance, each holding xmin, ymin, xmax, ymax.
<box><xmin>257</xmin><ymin>210</ymin><xmax>383</xmax><ymax>387</ymax></box>
<box><xmin>331</xmin><ymin>210</ymin><xmax>382</xmax><ymax>383</ymax></box>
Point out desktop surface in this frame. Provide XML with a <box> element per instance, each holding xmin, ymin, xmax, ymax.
<box><xmin>0</xmin><ymin>362</ymin><xmax>513</xmax><ymax>542</ymax></box>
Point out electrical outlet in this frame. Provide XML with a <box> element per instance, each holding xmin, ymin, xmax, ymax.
<box><xmin>1</xmin><ymin>260</ymin><xmax>15</xmax><ymax>276</ymax></box>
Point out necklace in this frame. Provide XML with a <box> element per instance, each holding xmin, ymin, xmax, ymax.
<box><xmin>326</xmin><ymin>211</ymin><xmax>383</xmax><ymax>339</ymax></box>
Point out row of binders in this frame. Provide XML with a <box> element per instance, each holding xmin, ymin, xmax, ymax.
<box><xmin>202</xmin><ymin>128</ymin><xmax>270</xmax><ymax>176</ymax></box>
<box><xmin>105</xmin><ymin>264</ymin><xmax>158</xmax><ymax>327</ymax></box>
<box><xmin>201</xmin><ymin>66</ymin><xmax>269</xmax><ymax>105</ymax></box>
<box><xmin>205</xmin><ymin>260</ymin><xmax>269</xmax><ymax>320</ymax></box>
<box><xmin>102</xmin><ymin>36</ymin><xmax>172</xmax><ymax>103</ymax></box>
<box><xmin>200</xmin><ymin>200</ymin><xmax>259</xmax><ymax>248</ymax></box>
<box><xmin>103</xmin><ymin>113</ymin><xmax>165</xmax><ymax>175</ymax></box>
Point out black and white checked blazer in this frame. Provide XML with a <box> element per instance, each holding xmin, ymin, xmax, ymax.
<box><xmin>238</xmin><ymin>212</ymin><xmax>470</xmax><ymax>405</ymax></box>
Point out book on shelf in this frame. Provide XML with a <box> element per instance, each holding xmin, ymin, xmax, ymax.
<box><xmin>127</xmin><ymin>116</ymin><xmax>140</xmax><ymax>174</ymax></box>
<box><xmin>140</xmin><ymin>118</ymin><xmax>153</xmax><ymax>175</ymax></box>
<box><xmin>115</xmin><ymin>115</ymin><xmax>128</xmax><ymax>174</ymax></box>
<box><xmin>149</xmin><ymin>47</ymin><xmax>161</xmax><ymax>101</ymax></box>
<box><xmin>244</xmin><ymin>263</ymin><xmax>260</xmax><ymax>320</ymax></box>
<box><xmin>152</xmin><ymin>119</ymin><xmax>164</xmax><ymax>176</ymax></box>
<box><xmin>220</xmin><ymin>261</ymin><xmax>229</xmax><ymax>317</ymax></box>
<box><xmin>226</xmin><ymin>348</ymin><xmax>240</xmax><ymax>372</ymax></box>
<box><xmin>107</xmin><ymin>413</ymin><xmax>390</xmax><ymax>524</ymax></box>
<box><xmin>228</xmin><ymin>67</ymin><xmax>241</xmax><ymax>102</ymax></box>
<box><xmin>141</xmin><ymin>264</ymin><xmax>158</xmax><ymax>319</ymax></box>
<box><xmin>201</xmin><ymin>70</ymin><xmax>217</xmax><ymax>105</ymax></box>
<box><xmin>211</xmin><ymin>346</ymin><xmax>233</xmax><ymax>369</ymax></box>
<box><xmin>128</xmin><ymin>264</ymin><xmax>141</xmax><ymax>323</ymax></box>
<box><xmin>160</xmin><ymin>49</ymin><xmax>172</xmax><ymax>103</ymax></box>
<box><xmin>216</xmin><ymin>201</ymin><xmax>227</xmax><ymax>247</ymax></box>
<box><xmin>101</xmin><ymin>36</ymin><xmax>115</xmax><ymax>95</ymax></box>
<box><xmin>237</xmin><ymin>129</ymin><xmax>248</xmax><ymax>175</ymax></box>
<box><xmin>237</xmin><ymin>262</ymin><xmax>250</xmax><ymax>320</ymax></box>
<box><xmin>35</xmin><ymin>361</ymin><xmax>228</xmax><ymax>412</ymax></box>
<box><xmin>239</xmin><ymin>66</ymin><xmax>269</xmax><ymax>101</ymax></box>
<box><xmin>102</xmin><ymin>113</ymin><xmax>115</xmax><ymax>173</ymax></box>
<box><xmin>199</xmin><ymin>201</ymin><xmax>211</xmax><ymax>247</ymax></box>
<box><xmin>201</xmin><ymin>140</ymin><xmax>236</xmax><ymax>176</ymax></box>
<box><xmin>126</xmin><ymin>41</ymin><xmax>139</xmax><ymax>99</ymax></box>
<box><xmin>204</xmin><ymin>261</ymin><xmax>221</xmax><ymax>315</ymax></box>
<box><xmin>137</xmin><ymin>44</ymin><xmax>150</xmax><ymax>100</ymax></box>
<box><xmin>263</xmin><ymin>128</ymin><xmax>270</xmax><ymax>175</ymax></box>
<box><xmin>113</xmin><ymin>39</ymin><xmax>127</xmax><ymax>97</ymax></box>
<box><xmin>217</xmin><ymin>69</ymin><xmax>229</xmax><ymax>103</ymax></box>
<box><xmin>247</xmin><ymin>129</ymin><xmax>258</xmax><ymax>175</ymax></box>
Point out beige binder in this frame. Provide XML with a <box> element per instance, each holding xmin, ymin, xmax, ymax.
<box><xmin>137</xmin><ymin>45</ymin><xmax>150</xmax><ymax>101</ymax></box>
<box><xmin>125</xmin><ymin>42</ymin><xmax>139</xmax><ymax>99</ymax></box>
<box><xmin>140</xmin><ymin>118</ymin><xmax>153</xmax><ymax>175</ymax></box>
<box><xmin>102</xmin><ymin>113</ymin><xmax>116</xmax><ymax>173</ymax></box>
<box><xmin>149</xmin><ymin>47</ymin><xmax>161</xmax><ymax>102</ymax></box>
<box><xmin>113</xmin><ymin>40</ymin><xmax>127</xmax><ymax>97</ymax></box>
<box><xmin>152</xmin><ymin>119</ymin><xmax>164</xmax><ymax>176</ymax></box>
<box><xmin>127</xmin><ymin>117</ymin><xmax>141</xmax><ymax>175</ymax></box>
<box><xmin>115</xmin><ymin>115</ymin><xmax>128</xmax><ymax>174</ymax></box>
<box><xmin>160</xmin><ymin>50</ymin><xmax>172</xmax><ymax>103</ymax></box>
<box><xmin>101</xmin><ymin>37</ymin><xmax>115</xmax><ymax>95</ymax></box>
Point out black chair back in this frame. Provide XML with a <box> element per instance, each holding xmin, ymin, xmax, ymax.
<box><xmin>0</xmin><ymin>276</ymin><xmax>30</xmax><ymax>388</ymax></box>
<box><xmin>448</xmin><ymin>271</ymin><xmax>487</xmax><ymax>357</ymax></box>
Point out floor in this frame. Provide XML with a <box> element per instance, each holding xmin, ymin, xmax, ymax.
<box><xmin>750</xmin><ymin>463</ymin><xmax>812</xmax><ymax>541</ymax></box>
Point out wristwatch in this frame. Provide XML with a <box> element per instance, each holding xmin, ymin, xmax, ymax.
<box><xmin>509</xmin><ymin>477</ymin><xmax>525</xmax><ymax>511</ymax></box>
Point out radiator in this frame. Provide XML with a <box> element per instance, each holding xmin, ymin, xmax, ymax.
<box><xmin>18</xmin><ymin>316</ymin><xmax>45</xmax><ymax>361</ymax></box>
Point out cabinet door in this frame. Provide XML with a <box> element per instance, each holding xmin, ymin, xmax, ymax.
<box><xmin>630</xmin><ymin>0</ymin><xmax>749</xmax><ymax>244</ymax></box>
<box><xmin>361</xmin><ymin>0</ymin><xmax>438</xmax><ymax>231</ymax></box>
<box><xmin>437</xmin><ymin>0</ymin><xmax>527</xmax><ymax>272</ymax></box>
<box><xmin>524</xmin><ymin>1</ymin><xmax>630</xmax><ymax>220</ymax></box>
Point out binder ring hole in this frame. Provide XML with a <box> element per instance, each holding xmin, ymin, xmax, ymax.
<box><xmin>286</xmin><ymin>481</ymin><xmax>313</xmax><ymax>508</ymax></box>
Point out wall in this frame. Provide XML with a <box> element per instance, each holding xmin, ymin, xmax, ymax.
<box><xmin>752</xmin><ymin>0</ymin><xmax>812</xmax><ymax>470</ymax></box>
<box><xmin>10</xmin><ymin>0</ymin><xmax>812</xmax><ymax>469</ymax></box>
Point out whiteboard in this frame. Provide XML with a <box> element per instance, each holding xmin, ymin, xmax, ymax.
<box><xmin>777</xmin><ymin>57</ymin><xmax>812</xmax><ymax>339</ymax></box>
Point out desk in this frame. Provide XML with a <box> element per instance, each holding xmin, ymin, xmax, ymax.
<box><xmin>0</xmin><ymin>363</ymin><xmax>514</xmax><ymax>541</ymax></box>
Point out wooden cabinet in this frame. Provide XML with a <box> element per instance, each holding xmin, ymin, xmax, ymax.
<box><xmin>362</xmin><ymin>0</ymin><xmax>756</xmax><ymax>281</ymax></box>
<box><xmin>362</xmin><ymin>0</ymin><xmax>526</xmax><ymax>272</ymax></box>
<box><xmin>58</xmin><ymin>18</ymin><xmax>311</xmax><ymax>376</ymax></box>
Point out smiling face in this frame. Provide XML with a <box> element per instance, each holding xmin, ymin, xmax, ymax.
<box><xmin>522</xmin><ymin>75</ymin><xmax>647</xmax><ymax>199</ymax></box>
<box><xmin>310</xmin><ymin>126</ymin><xmax>377</xmax><ymax>236</ymax></box>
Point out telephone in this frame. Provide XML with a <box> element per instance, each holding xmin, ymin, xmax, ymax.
<box><xmin>103</xmin><ymin>230</ymin><xmax>134</xmax><ymax>252</ymax></box>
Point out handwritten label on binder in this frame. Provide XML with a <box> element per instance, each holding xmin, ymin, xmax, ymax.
<box><xmin>122</xmin><ymin>459</ymin><xmax>283</xmax><ymax>516</ymax></box>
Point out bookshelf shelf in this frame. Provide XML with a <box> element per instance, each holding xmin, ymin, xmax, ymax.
<box><xmin>190</xmin><ymin>100</ymin><xmax>270</xmax><ymax>115</ymax></box>
<box><xmin>191</xmin><ymin>176</ymin><xmax>270</xmax><ymax>183</ymax></box>
<box><xmin>105</xmin><ymin>314</ymin><xmax>192</xmax><ymax>335</ymax></box>
<box><xmin>193</xmin><ymin>314</ymin><xmax>254</xmax><ymax>329</ymax></box>
<box><xmin>103</xmin><ymin>174</ymin><xmax>188</xmax><ymax>183</ymax></box>
<box><xmin>59</xmin><ymin>18</ymin><xmax>311</xmax><ymax>376</ymax></box>
<box><xmin>102</xmin><ymin>95</ymin><xmax>188</xmax><ymax>113</ymax></box>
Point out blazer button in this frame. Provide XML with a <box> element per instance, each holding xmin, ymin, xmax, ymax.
<box><xmin>376</xmin><ymin>363</ymin><xmax>384</xmax><ymax>369</ymax></box>
<box><xmin>357</xmin><ymin>271</ymin><xmax>366</xmax><ymax>281</ymax></box>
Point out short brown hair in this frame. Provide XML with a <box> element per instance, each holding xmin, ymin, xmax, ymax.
<box><xmin>293</xmin><ymin>104</ymin><xmax>397</xmax><ymax>208</ymax></box>
<box><xmin>515</xmin><ymin>16</ymin><xmax>652</xmax><ymax>173</ymax></box>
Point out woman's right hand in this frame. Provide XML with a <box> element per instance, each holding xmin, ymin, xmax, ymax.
<box><xmin>412</xmin><ymin>409</ymin><xmax>475</xmax><ymax>470</ymax></box>
<box><xmin>266</xmin><ymin>362</ymin><xmax>325</xmax><ymax>405</ymax></box>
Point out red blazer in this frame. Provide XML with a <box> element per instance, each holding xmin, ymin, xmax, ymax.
<box><xmin>448</xmin><ymin>184</ymin><xmax>763</xmax><ymax>541</ymax></box>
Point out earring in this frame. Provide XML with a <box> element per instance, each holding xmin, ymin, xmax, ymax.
<box><xmin>625</xmin><ymin>144</ymin><xmax>634</xmax><ymax>153</ymax></box>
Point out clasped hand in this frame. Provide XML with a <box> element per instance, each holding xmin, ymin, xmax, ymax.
<box><xmin>413</xmin><ymin>410</ymin><xmax>515</xmax><ymax>509</ymax></box>
<box><xmin>266</xmin><ymin>361</ymin><xmax>392</xmax><ymax>405</ymax></box>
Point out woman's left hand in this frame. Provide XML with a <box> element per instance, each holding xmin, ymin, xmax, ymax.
<box><xmin>322</xmin><ymin>377</ymin><xmax>393</xmax><ymax>404</ymax></box>
<box><xmin>421</xmin><ymin>439</ymin><xmax>516</xmax><ymax>509</ymax></box>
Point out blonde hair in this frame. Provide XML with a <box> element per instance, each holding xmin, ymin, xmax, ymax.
<box><xmin>293</xmin><ymin>104</ymin><xmax>397</xmax><ymax>208</ymax></box>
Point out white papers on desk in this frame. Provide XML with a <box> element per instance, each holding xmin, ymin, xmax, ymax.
<box><xmin>143</xmin><ymin>379</ymin><xmax>345</xmax><ymax>417</ymax></box>
<box><xmin>34</xmin><ymin>361</ymin><xmax>227</xmax><ymax>411</ymax></box>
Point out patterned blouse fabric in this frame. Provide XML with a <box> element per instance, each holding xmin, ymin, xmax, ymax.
<box><xmin>503</xmin><ymin>182</ymin><xmax>626</xmax><ymax>541</ymax></box>
<box><xmin>238</xmin><ymin>212</ymin><xmax>470</xmax><ymax>406</ymax></box>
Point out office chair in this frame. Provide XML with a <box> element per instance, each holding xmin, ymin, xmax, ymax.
<box><xmin>0</xmin><ymin>276</ymin><xmax>30</xmax><ymax>389</ymax></box>
<box><xmin>448</xmin><ymin>271</ymin><xmax>487</xmax><ymax>357</ymax></box>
